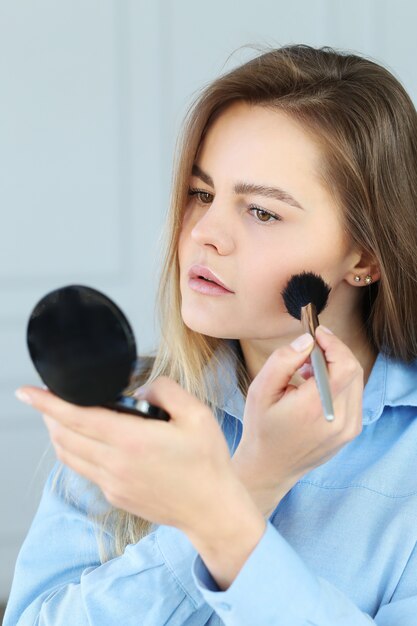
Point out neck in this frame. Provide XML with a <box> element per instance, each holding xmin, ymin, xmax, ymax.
<box><xmin>239</xmin><ymin>318</ymin><xmax>377</xmax><ymax>389</ymax></box>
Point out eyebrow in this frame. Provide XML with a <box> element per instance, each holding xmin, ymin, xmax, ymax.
<box><xmin>191</xmin><ymin>163</ymin><xmax>305</xmax><ymax>210</ymax></box>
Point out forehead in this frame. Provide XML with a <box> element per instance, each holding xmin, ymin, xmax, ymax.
<box><xmin>196</xmin><ymin>102</ymin><xmax>322</xmax><ymax>181</ymax></box>
<box><xmin>194</xmin><ymin>102</ymin><xmax>334</xmax><ymax>217</ymax></box>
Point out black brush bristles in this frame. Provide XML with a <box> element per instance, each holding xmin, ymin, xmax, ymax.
<box><xmin>281</xmin><ymin>272</ymin><xmax>331</xmax><ymax>320</ymax></box>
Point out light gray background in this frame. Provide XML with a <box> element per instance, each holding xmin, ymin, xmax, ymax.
<box><xmin>1</xmin><ymin>0</ymin><xmax>416</xmax><ymax>604</ymax></box>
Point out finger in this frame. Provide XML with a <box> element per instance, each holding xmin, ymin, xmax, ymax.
<box><xmin>16</xmin><ymin>386</ymin><xmax>146</xmax><ymax>445</ymax></box>
<box><xmin>314</xmin><ymin>326</ymin><xmax>364</xmax><ymax>390</ymax></box>
<box><xmin>43</xmin><ymin>414</ymin><xmax>110</xmax><ymax>468</ymax></box>
<box><xmin>49</xmin><ymin>435</ymin><xmax>105</xmax><ymax>488</ymax></box>
<box><xmin>134</xmin><ymin>376</ymin><xmax>213</xmax><ymax>427</ymax></box>
<box><xmin>297</xmin><ymin>363</ymin><xmax>314</xmax><ymax>380</ymax></box>
<box><xmin>247</xmin><ymin>333</ymin><xmax>315</xmax><ymax>408</ymax></box>
<box><xmin>288</xmin><ymin>334</ymin><xmax>364</xmax><ymax>427</ymax></box>
<box><xmin>293</xmin><ymin>373</ymin><xmax>363</xmax><ymax>439</ymax></box>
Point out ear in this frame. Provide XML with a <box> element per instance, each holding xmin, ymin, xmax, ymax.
<box><xmin>344</xmin><ymin>250</ymin><xmax>381</xmax><ymax>287</ymax></box>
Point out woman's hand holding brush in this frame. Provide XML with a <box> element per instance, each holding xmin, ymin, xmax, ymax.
<box><xmin>232</xmin><ymin>326</ymin><xmax>364</xmax><ymax>518</ymax></box>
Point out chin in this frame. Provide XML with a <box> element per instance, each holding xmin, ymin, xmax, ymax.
<box><xmin>181</xmin><ymin>310</ymin><xmax>233</xmax><ymax>338</ymax></box>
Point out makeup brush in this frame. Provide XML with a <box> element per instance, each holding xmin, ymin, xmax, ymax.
<box><xmin>281</xmin><ymin>271</ymin><xmax>335</xmax><ymax>422</ymax></box>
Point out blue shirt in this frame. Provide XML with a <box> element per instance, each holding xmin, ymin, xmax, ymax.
<box><xmin>5</xmin><ymin>345</ymin><xmax>417</xmax><ymax>625</ymax></box>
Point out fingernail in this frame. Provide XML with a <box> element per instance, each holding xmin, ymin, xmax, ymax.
<box><xmin>290</xmin><ymin>333</ymin><xmax>314</xmax><ymax>352</ymax></box>
<box><xmin>297</xmin><ymin>363</ymin><xmax>312</xmax><ymax>376</ymax></box>
<box><xmin>318</xmin><ymin>325</ymin><xmax>333</xmax><ymax>334</ymax></box>
<box><xmin>15</xmin><ymin>389</ymin><xmax>33</xmax><ymax>405</ymax></box>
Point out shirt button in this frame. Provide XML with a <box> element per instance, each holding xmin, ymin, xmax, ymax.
<box><xmin>217</xmin><ymin>602</ymin><xmax>231</xmax><ymax>611</ymax></box>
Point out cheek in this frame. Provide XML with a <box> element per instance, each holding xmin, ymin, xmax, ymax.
<box><xmin>177</xmin><ymin>224</ymin><xmax>190</xmax><ymax>268</ymax></box>
<box><xmin>240</xmin><ymin>259</ymin><xmax>289</xmax><ymax>313</ymax></box>
<box><xmin>177</xmin><ymin>230</ymin><xmax>185</xmax><ymax>262</ymax></box>
<box><xmin>238</xmin><ymin>235</ymin><xmax>338</xmax><ymax>313</ymax></box>
<box><xmin>178</xmin><ymin>208</ymin><xmax>196</xmax><ymax>258</ymax></box>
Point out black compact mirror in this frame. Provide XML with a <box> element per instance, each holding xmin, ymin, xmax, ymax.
<box><xmin>26</xmin><ymin>285</ymin><xmax>170</xmax><ymax>421</ymax></box>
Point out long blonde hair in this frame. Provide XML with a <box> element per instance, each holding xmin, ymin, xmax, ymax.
<box><xmin>54</xmin><ymin>43</ymin><xmax>417</xmax><ymax>560</ymax></box>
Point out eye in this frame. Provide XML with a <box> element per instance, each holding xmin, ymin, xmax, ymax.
<box><xmin>188</xmin><ymin>188</ymin><xmax>213</xmax><ymax>205</ymax></box>
<box><xmin>249</xmin><ymin>206</ymin><xmax>282</xmax><ymax>223</ymax></box>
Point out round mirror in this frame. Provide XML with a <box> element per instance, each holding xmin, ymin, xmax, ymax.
<box><xmin>26</xmin><ymin>285</ymin><xmax>170</xmax><ymax>420</ymax></box>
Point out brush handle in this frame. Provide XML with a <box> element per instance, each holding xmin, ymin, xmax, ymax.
<box><xmin>300</xmin><ymin>303</ymin><xmax>335</xmax><ymax>422</ymax></box>
<box><xmin>310</xmin><ymin>344</ymin><xmax>335</xmax><ymax>422</ymax></box>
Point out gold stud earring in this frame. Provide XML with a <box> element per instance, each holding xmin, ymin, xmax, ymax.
<box><xmin>364</xmin><ymin>275</ymin><xmax>372</xmax><ymax>285</ymax></box>
<box><xmin>354</xmin><ymin>275</ymin><xmax>361</xmax><ymax>282</ymax></box>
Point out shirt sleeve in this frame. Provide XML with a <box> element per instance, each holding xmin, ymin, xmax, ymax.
<box><xmin>4</xmin><ymin>462</ymin><xmax>216</xmax><ymax>626</ymax></box>
<box><xmin>192</xmin><ymin>520</ymin><xmax>417</xmax><ymax>625</ymax></box>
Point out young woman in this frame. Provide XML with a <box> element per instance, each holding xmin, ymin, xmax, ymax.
<box><xmin>6</xmin><ymin>44</ymin><xmax>417</xmax><ymax>625</ymax></box>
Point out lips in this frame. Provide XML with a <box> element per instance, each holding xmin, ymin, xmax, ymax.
<box><xmin>188</xmin><ymin>265</ymin><xmax>233</xmax><ymax>292</ymax></box>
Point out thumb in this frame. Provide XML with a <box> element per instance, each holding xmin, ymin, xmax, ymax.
<box><xmin>134</xmin><ymin>376</ymin><xmax>211</xmax><ymax>426</ymax></box>
<box><xmin>248</xmin><ymin>333</ymin><xmax>315</xmax><ymax>407</ymax></box>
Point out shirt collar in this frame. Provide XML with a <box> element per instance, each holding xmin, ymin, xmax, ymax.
<box><xmin>363</xmin><ymin>351</ymin><xmax>417</xmax><ymax>423</ymax></box>
<box><xmin>214</xmin><ymin>341</ymin><xmax>417</xmax><ymax>426</ymax></box>
<box><xmin>209</xmin><ymin>340</ymin><xmax>245</xmax><ymax>422</ymax></box>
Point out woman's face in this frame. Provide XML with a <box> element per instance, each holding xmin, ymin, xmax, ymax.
<box><xmin>178</xmin><ymin>102</ymin><xmax>360</xmax><ymax>341</ymax></box>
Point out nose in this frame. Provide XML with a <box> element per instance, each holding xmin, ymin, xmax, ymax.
<box><xmin>190</xmin><ymin>201</ymin><xmax>235</xmax><ymax>255</ymax></box>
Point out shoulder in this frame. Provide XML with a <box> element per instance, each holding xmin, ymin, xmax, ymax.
<box><xmin>383</xmin><ymin>355</ymin><xmax>417</xmax><ymax>408</ymax></box>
